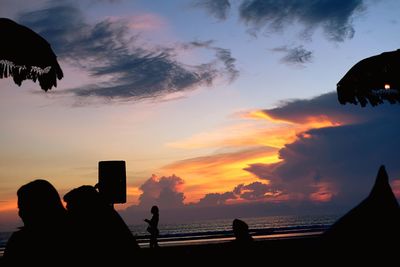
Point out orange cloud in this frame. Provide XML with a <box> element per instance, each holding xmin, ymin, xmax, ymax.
<box><xmin>126</xmin><ymin>186</ymin><xmax>142</xmax><ymax>206</ymax></box>
<box><xmin>161</xmin><ymin>147</ymin><xmax>281</xmax><ymax>203</ymax></box>
<box><xmin>243</xmin><ymin>110</ymin><xmax>294</xmax><ymax>124</ymax></box>
<box><xmin>169</xmin><ymin>109</ymin><xmax>341</xmax><ymax>151</ymax></box>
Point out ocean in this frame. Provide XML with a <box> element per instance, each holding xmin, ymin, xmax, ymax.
<box><xmin>0</xmin><ymin>213</ymin><xmax>339</xmax><ymax>254</ymax></box>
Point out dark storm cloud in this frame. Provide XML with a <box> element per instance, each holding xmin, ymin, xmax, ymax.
<box><xmin>246</xmin><ymin>92</ymin><xmax>400</xmax><ymax>206</ymax></box>
<box><xmin>18</xmin><ymin>3</ymin><xmax>237</xmax><ymax>101</ymax></box>
<box><xmin>193</xmin><ymin>0</ymin><xmax>231</xmax><ymax>20</ymax></box>
<box><xmin>272</xmin><ymin>45</ymin><xmax>313</xmax><ymax>65</ymax></box>
<box><xmin>262</xmin><ymin>92</ymin><xmax>400</xmax><ymax>124</ymax></box>
<box><xmin>239</xmin><ymin>0</ymin><xmax>364</xmax><ymax>41</ymax></box>
<box><xmin>196</xmin><ymin>0</ymin><xmax>365</xmax><ymax>42</ymax></box>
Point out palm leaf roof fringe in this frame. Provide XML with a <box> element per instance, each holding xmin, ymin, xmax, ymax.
<box><xmin>0</xmin><ymin>18</ymin><xmax>64</xmax><ymax>91</ymax></box>
<box><xmin>0</xmin><ymin>59</ymin><xmax>57</xmax><ymax>91</ymax></box>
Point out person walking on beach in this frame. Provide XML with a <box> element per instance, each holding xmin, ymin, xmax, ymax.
<box><xmin>3</xmin><ymin>179</ymin><xmax>72</xmax><ymax>266</ymax></box>
<box><xmin>144</xmin><ymin>205</ymin><xmax>159</xmax><ymax>248</ymax></box>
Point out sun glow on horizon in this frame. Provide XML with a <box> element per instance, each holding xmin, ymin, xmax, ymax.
<box><xmin>160</xmin><ymin>108</ymin><xmax>345</xmax><ymax>204</ymax></box>
<box><xmin>160</xmin><ymin>147</ymin><xmax>281</xmax><ymax>203</ymax></box>
<box><xmin>0</xmin><ymin>201</ymin><xmax>17</xmax><ymax>212</ymax></box>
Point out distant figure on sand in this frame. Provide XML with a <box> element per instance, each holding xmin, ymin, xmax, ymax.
<box><xmin>3</xmin><ymin>179</ymin><xmax>71</xmax><ymax>265</ymax></box>
<box><xmin>144</xmin><ymin>205</ymin><xmax>159</xmax><ymax>248</ymax></box>
<box><xmin>63</xmin><ymin>185</ymin><xmax>140</xmax><ymax>264</ymax></box>
<box><xmin>232</xmin><ymin>218</ymin><xmax>254</xmax><ymax>245</ymax></box>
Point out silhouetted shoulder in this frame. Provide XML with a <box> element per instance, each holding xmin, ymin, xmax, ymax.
<box><xmin>63</xmin><ymin>185</ymin><xmax>140</xmax><ymax>264</ymax></box>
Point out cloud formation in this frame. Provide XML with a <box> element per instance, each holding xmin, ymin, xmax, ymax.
<box><xmin>18</xmin><ymin>3</ymin><xmax>238</xmax><ymax>101</ymax></box>
<box><xmin>123</xmin><ymin>92</ymin><xmax>400</xmax><ymax>222</ymax></box>
<box><xmin>138</xmin><ymin>174</ymin><xmax>185</xmax><ymax>209</ymax></box>
<box><xmin>183</xmin><ymin>40</ymin><xmax>239</xmax><ymax>82</ymax></box>
<box><xmin>239</xmin><ymin>0</ymin><xmax>364</xmax><ymax>41</ymax></box>
<box><xmin>262</xmin><ymin>92</ymin><xmax>398</xmax><ymax>125</ymax></box>
<box><xmin>137</xmin><ymin>173</ymin><xmax>276</xmax><ymax>208</ymax></box>
<box><xmin>233</xmin><ymin>181</ymin><xmax>281</xmax><ymax>200</ymax></box>
<box><xmin>272</xmin><ymin>45</ymin><xmax>313</xmax><ymax>65</ymax></box>
<box><xmin>122</xmin><ymin>92</ymin><xmax>400</xmax><ymax>220</ymax></box>
<box><xmin>196</xmin><ymin>0</ymin><xmax>365</xmax><ymax>42</ymax></box>
<box><xmin>162</xmin><ymin>146</ymin><xmax>280</xmax><ymax>202</ymax></box>
<box><xmin>246</xmin><ymin>92</ymin><xmax>400</xmax><ymax>205</ymax></box>
<box><xmin>197</xmin><ymin>191</ymin><xmax>236</xmax><ymax>206</ymax></box>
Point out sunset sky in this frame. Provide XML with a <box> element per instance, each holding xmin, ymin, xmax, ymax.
<box><xmin>1</xmin><ymin>0</ymin><xmax>400</xmax><ymax>229</ymax></box>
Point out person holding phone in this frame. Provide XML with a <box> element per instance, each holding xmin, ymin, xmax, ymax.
<box><xmin>144</xmin><ymin>205</ymin><xmax>159</xmax><ymax>249</ymax></box>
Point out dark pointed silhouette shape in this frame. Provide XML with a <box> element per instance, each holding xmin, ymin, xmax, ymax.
<box><xmin>337</xmin><ymin>49</ymin><xmax>400</xmax><ymax>107</ymax></box>
<box><xmin>0</xmin><ymin>18</ymin><xmax>63</xmax><ymax>91</ymax></box>
<box><xmin>323</xmin><ymin>165</ymin><xmax>400</xmax><ymax>255</ymax></box>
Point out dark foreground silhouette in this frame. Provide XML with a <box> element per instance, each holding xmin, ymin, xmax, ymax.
<box><xmin>63</xmin><ymin>185</ymin><xmax>140</xmax><ymax>264</ymax></box>
<box><xmin>140</xmin><ymin>165</ymin><xmax>400</xmax><ymax>264</ymax></box>
<box><xmin>2</xmin><ymin>179</ymin><xmax>72</xmax><ymax>266</ymax></box>
<box><xmin>3</xmin><ymin>165</ymin><xmax>400</xmax><ymax>265</ymax></box>
<box><xmin>322</xmin><ymin>165</ymin><xmax>400</xmax><ymax>260</ymax></box>
<box><xmin>232</xmin><ymin>218</ymin><xmax>254</xmax><ymax>244</ymax></box>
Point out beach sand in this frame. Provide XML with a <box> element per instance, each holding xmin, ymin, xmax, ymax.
<box><xmin>0</xmin><ymin>234</ymin><xmax>322</xmax><ymax>264</ymax></box>
<box><xmin>137</xmin><ymin>234</ymin><xmax>324</xmax><ymax>264</ymax></box>
<box><xmin>1</xmin><ymin>233</ymin><xmax>393</xmax><ymax>265</ymax></box>
<box><xmin>137</xmin><ymin>232</ymin><xmax>396</xmax><ymax>264</ymax></box>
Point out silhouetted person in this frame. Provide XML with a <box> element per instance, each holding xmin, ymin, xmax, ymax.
<box><xmin>63</xmin><ymin>185</ymin><xmax>140</xmax><ymax>264</ymax></box>
<box><xmin>3</xmin><ymin>179</ymin><xmax>71</xmax><ymax>266</ymax></box>
<box><xmin>144</xmin><ymin>205</ymin><xmax>159</xmax><ymax>248</ymax></box>
<box><xmin>232</xmin><ymin>218</ymin><xmax>254</xmax><ymax>244</ymax></box>
<box><xmin>221</xmin><ymin>218</ymin><xmax>255</xmax><ymax>262</ymax></box>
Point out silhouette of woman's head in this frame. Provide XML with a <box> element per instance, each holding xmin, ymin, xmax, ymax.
<box><xmin>151</xmin><ymin>205</ymin><xmax>159</xmax><ymax>214</ymax></box>
<box><xmin>232</xmin><ymin>219</ymin><xmax>250</xmax><ymax>240</ymax></box>
<box><xmin>63</xmin><ymin>185</ymin><xmax>104</xmax><ymax>213</ymax></box>
<box><xmin>17</xmin><ymin>179</ymin><xmax>66</xmax><ymax>227</ymax></box>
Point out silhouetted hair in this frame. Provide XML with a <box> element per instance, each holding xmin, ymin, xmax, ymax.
<box><xmin>233</xmin><ymin>219</ymin><xmax>248</xmax><ymax>232</ymax></box>
<box><xmin>63</xmin><ymin>185</ymin><xmax>105</xmax><ymax>213</ymax></box>
<box><xmin>232</xmin><ymin>218</ymin><xmax>253</xmax><ymax>243</ymax></box>
<box><xmin>17</xmin><ymin>179</ymin><xmax>66</xmax><ymax>227</ymax></box>
<box><xmin>151</xmin><ymin>205</ymin><xmax>159</xmax><ymax>214</ymax></box>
